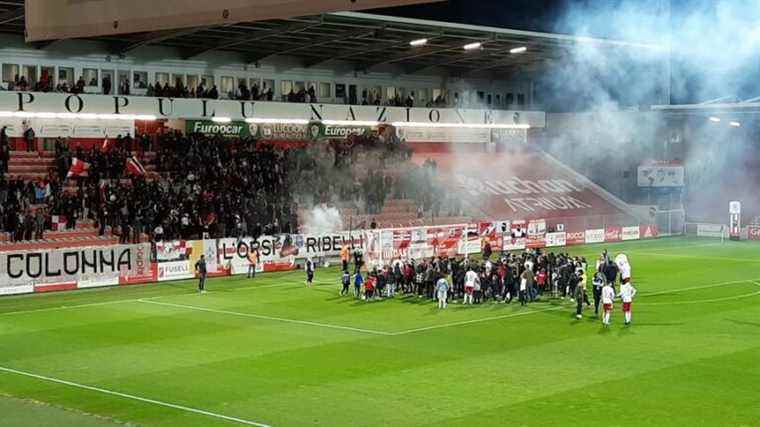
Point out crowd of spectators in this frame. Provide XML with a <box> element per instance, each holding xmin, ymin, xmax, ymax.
<box><xmin>2</xmin><ymin>72</ymin><xmax>460</xmax><ymax>109</ymax></box>
<box><xmin>1</xmin><ymin>123</ymin><xmax>459</xmax><ymax>242</ymax></box>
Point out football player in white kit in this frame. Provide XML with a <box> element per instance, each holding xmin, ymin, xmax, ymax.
<box><xmin>619</xmin><ymin>280</ymin><xmax>638</xmax><ymax>325</ymax></box>
<box><xmin>601</xmin><ymin>281</ymin><xmax>616</xmax><ymax>327</ymax></box>
<box><xmin>615</xmin><ymin>253</ymin><xmax>632</xmax><ymax>285</ymax></box>
<box><xmin>464</xmin><ymin>267</ymin><xmax>479</xmax><ymax>305</ymax></box>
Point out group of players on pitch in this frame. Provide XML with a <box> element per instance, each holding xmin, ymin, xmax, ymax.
<box><xmin>334</xmin><ymin>245</ymin><xmax>638</xmax><ymax>326</ymax></box>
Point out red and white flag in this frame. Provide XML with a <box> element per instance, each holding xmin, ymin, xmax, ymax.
<box><xmin>51</xmin><ymin>215</ymin><xmax>67</xmax><ymax>231</ymax></box>
<box><xmin>125</xmin><ymin>156</ymin><xmax>146</xmax><ymax>176</ymax></box>
<box><xmin>67</xmin><ymin>158</ymin><xmax>91</xmax><ymax>178</ymax></box>
<box><xmin>101</xmin><ymin>137</ymin><xmax>113</xmax><ymax>152</ymax></box>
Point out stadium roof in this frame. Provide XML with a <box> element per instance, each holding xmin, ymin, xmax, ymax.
<box><xmin>0</xmin><ymin>1</ymin><xmax>662</xmax><ymax>77</ymax></box>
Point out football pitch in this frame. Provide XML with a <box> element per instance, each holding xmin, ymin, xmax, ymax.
<box><xmin>1</xmin><ymin>237</ymin><xmax>759</xmax><ymax>426</ymax></box>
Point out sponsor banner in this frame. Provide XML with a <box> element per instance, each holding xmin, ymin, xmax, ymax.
<box><xmin>187</xmin><ymin>120</ymin><xmax>256</xmax><ymax>138</ymax></box>
<box><xmin>397</xmin><ymin>126</ymin><xmax>491</xmax><ymax>144</ymax></box>
<box><xmin>309</xmin><ymin>122</ymin><xmax>373</xmax><ymax>140</ymax></box>
<box><xmin>157</xmin><ymin>260</ymin><xmax>193</xmax><ymax>281</ymax></box>
<box><xmin>545</xmin><ymin>232</ymin><xmax>567</xmax><ymax>247</ymax></box>
<box><xmin>621</xmin><ymin>226</ymin><xmax>641</xmax><ymax>241</ymax></box>
<box><xmin>527</xmin><ymin>219</ymin><xmax>547</xmax><ymax>248</ymax></box>
<box><xmin>188</xmin><ymin>120</ymin><xmax>315</xmax><ymax>141</ymax></box>
<box><xmin>256</xmin><ymin>122</ymin><xmax>309</xmax><ymax>141</ymax></box>
<box><xmin>0</xmin><ymin>117</ymin><xmax>134</xmax><ymax>139</ymax></box>
<box><xmin>637</xmin><ymin>165</ymin><xmax>685</xmax><ymax>187</ymax></box>
<box><xmin>585</xmin><ymin>229</ymin><xmax>605</xmax><ymax>244</ymax></box>
<box><xmin>0</xmin><ymin>243</ymin><xmax>151</xmax><ymax>288</ymax></box>
<box><xmin>156</xmin><ymin>240</ymin><xmax>190</xmax><ymax>262</ymax></box>
<box><xmin>566</xmin><ymin>231</ymin><xmax>586</xmax><ymax>245</ymax></box>
<box><xmin>748</xmin><ymin>226</ymin><xmax>760</xmax><ymax>241</ymax></box>
<box><xmin>697</xmin><ymin>224</ymin><xmax>725</xmax><ymax>238</ymax></box>
<box><xmin>0</xmin><ymin>284</ymin><xmax>34</xmax><ymax>296</ymax></box>
<box><xmin>78</xmin><ymin>276</ymin><xmax>119</xmax><ymax>289</ymax></box>
<box><xmin>605</xmin><ymin>227</ymin><xmax>622</xmax><ymax>242</ymax></box>
<box><xmin>640</xmin><ymin>224</ymin><xmax>659</xmax><ymax>239</ymax></box>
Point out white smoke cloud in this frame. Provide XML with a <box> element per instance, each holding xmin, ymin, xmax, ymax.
<box><xmin>301</xmin><ymin>205</ymin><xmax>344</xmax><ymax>235</ymax></box>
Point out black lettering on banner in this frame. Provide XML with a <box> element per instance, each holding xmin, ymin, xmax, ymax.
<box><xmin>320</xmin><ymin>236</ymin><xmax>332</xmax><ymax>253</ymax></box>
<box><xmin>17</xmin><ymin>92</ymin><xmax>34</xmax><ymax>111</ymax></box>
<box><xmin>332</xmin><ymin>236</ymin><xmax>341</xmax><ymax>252</ymax></box>
<box><xmin>100</xmin><ymin>249</ymin><xmax>114</xmax><ymax>272</ymax></box>
<box><xmin>455</xmin><ymin>109</ymin><xmax>466</xmax><ymax>123</ymax></box>
<box><xmin>7</xmin><ymin>254</ymin><xmax>24</xmax><ymax>279</ymax></box>
<box><xmin>429</xmin><ymin>109</ymin><xmax>441</xmax><ymax>123</ymax></box>
<box><xmin>157</xmin><ymin>98</ymin><xmax>175</xmax><ymax>116</ymax></box>
<box><xmin>241</xmin><ymin>101</ymin><xmax>255</xmax><ymax>118</ymax></box>
<box><xmin>376</xmin><ymin>107</ymin><xmax>387</xmax><ymax>122</ymax></box>
<box><xmin>236</xmin><ymin>241</ymin><xmax>250</xmax><ymax>259</ymax></box>
<box><xmin>44</xmin><ymin>252</ymin><xmax>61</xmax><ymax>277</ymax></box>
<box><xmin>81</xmin><ymin>250</ymin><xmax>97</xmax><ymax>273</ymax></box>
<box><xmin>406</xmin><ymin>108</ymin><xmax>411</xmax><ymax>122</ymax></box>
<box><xmin>306</xmin><ymin>237</ymin><xmax>317</xmax><ymax>254</ymax></box>
<box><xmin>113</xmin><ymin>96</ymin><xmax>129</xmax><ymax>114</ymax></box>
<box><xmin>345</xmin><ymin>107</ymin><xmax>356</xmax><ymax>121</ymax></box>
<box><xmin>219</xmin><ymin>243</ymin><xmax>233</xmax><ymax>261</ymax></box>
<box><xmin>65</xmin><ymin>95</ymin><xmax>84</xmax><ymax>113</ymax></box>
<box><xmin>261</xmin><ymin>239</ymin><xmax>273</xmax><ymax>257</ymax></box>
<box><xmin>483</xmin><ymin>110</ymin><xmax>493</xmax><ymax>124</ymax></box>
<box><xmin>63</xmin><ymin>252</ymin><xmax>79</xmax><ymax>275</ymax></box>
<box><xmin>309</xmin><ymin>104</ymin><xmax>323</xmax><ymax>121</ymax></box>
<box><xmin>200</xmin><ymin>100</ymin><xmax>215</xmax><ymax>118</ymax></box>
<box><xmin>26</xmin><ymin>253</ymin><xmax>43</xmax><ymax>278</ymax></box>
<box><xmin>117</xmin><ymin>248</ymin><xmax>132</xmax><ymax>271</ymax></box>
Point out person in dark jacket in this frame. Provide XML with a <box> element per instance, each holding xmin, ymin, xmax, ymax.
<box><xmin>195</xmin><ymin>255</ymin><xmax>207</xmax><ymax>293</ymax></box>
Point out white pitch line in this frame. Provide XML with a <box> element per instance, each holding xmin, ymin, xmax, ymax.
<box><xmin>139</xmin><ymin>299</ymin><xmax>394</xmax><ymax>336</ymax></box>
<box><xmin>0</xmin><ymin>366</ymin><xmax>270</xmax><ymax>427</ymax></box>
<box><xmin>638</xmin><ymin>290</ymin><xmax>760</xmax><ymax>306</ymax></box>
<box><xmin>0</xmin><ymin>299</ymin><xmax>142</xmax><ymax>317</ymax></box>
<box><xmin>392</xmin><ymin>306</ymin><xmax>564</xmax><ymax>335</ymax></box>
<box><xmin>624</xmin><ymin>250</ymin><xmax>760</xmax><ymax>263</ymax></box>
<box><xmin>639</xmin><ymin>278</ymin><xmax>760</xmax><ymax>297</ymax></box>
<box><xmin>0</xmin><ymin>276</ymin><xmax>336</xmax><ymax>317</ymax></box>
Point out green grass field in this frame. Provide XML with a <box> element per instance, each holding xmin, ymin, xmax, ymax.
<box><xmin>1</xmin><ymin>236</ymin><xmax>759</xmax><ymax>426</ymax></box>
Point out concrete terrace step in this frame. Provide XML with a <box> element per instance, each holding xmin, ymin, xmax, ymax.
<box><xmin>0</xmin><ymin>236</ymin><xmax>120</xmax><ymax>252</ymax></box>
<box><xmin>10</xmin><ymin>151</ymin><xmax>56</xmax><ymax>158</ymax></box>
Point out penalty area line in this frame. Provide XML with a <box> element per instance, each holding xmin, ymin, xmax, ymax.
<box><xmin>0</xmin><ymin>366</ymin><xmax>270</xmax><ymax>427</ymax></box>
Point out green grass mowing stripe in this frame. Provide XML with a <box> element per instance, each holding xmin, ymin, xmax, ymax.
<box><xmin>391</xmin><ymin>305</ymin><xmax>564</xmax><ymax>335</ymax></box>
<box><xmin>0</xmin><ymin>277</ymin><xmax>335</xmax><ymax>317</ymax></box>
<box><xmin>0</xmin><ymin>366</ymin><xmax>271</xmax><ymax>427</ymax></box>
<box><xmin>138</xmin><ymin>299</ymin><xmax>395</xmax><ymax>336</ymax></box>
<box><xmin>638</xmin><ymin>278</ymin><xmax>760</xmax><ymax>297</ymax></box>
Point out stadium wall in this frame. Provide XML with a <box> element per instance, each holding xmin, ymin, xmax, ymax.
<box><xmin>0</xmin><ymin>222</ymin><xmax>660</xmax><ymax>297</ymax></box>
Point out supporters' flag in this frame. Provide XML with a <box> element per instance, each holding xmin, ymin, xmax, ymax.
<box><xmin>66</xmin><ymin>158</ymin><xmax>90</xmax><ymax>178</ymax></box>
<box><xmin>125</xmin><ymin>156</ymin><xmax>146</xmax><ymax>176</ymax></box>
<box><xmin>101</xmin><ymin>137</ymin><xmax>113</xmax><ymax>152</ymax></box>
<box><xmin>51</xmin><ymin>215</ymin><xmax>67</xmax><ymax>231</ymax></box>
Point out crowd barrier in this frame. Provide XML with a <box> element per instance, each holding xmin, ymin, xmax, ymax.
<box><xmin>0</xmin><ymin>220</ymin><xmax>660</xmax><ymax>296</ymax></box>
